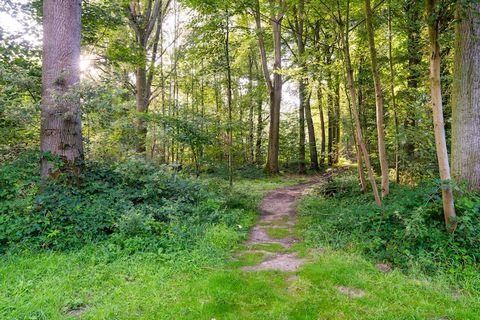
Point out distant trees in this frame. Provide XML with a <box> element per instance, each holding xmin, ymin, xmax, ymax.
<box><xmin>5</xmin><ymin>0</ymin><xmax>478</xmax><ymax>218</ymax></box>
<box><xmin>40</xmin><ymin>0</ymin><xmax>83</xmax><ymax>177</ymax></box>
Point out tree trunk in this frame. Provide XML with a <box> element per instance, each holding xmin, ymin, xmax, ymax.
<box><xmin>318</xmin><ymin>84</ymin><xmax>326</xmax><ymax>169</ymax></box>
<box><xmin>365</xmin><ymin>0</ymin><xmax>389</xmax><ymax>196</ymax></box>
<box><xmin>248</xmin><ymin>52</ymin><xmax>255</xmax><ymax>164</ymax></box>
<box><xmin>305</xmin><ymin>90</ymin><xmax>319</xmax><ymax>170</ymax></box>
<box><xmin>334</xmin><ymin>77</ymin><xmax>340</xmax><ymax>164</ymax></box>
<box><xmin>426</xmin><ymin>0</ymin><xmax>457</xmax><ymax>233</ymax></box>
<box><xmin>388</xmin><ymin>0</ymin><xmax>400</xmax><ymax>184</ymax></box>
<box><xmin>225</xmin><ymin>9</ymin><xmax>234</xmax><ymax>187</ymax></box>
<box><xmin>298</xmin><ymin>80</ymin><xmax>307</xmax><ymax>173</ymax></box>
<box><xmin>339</xmin><ymin>1</ymin><xmax>382</xmax><ymax>206</ymax></box>
<box><xmin>41</xmin><ymin>0</ymin><xmax>83</xmax><ymax>177</ymax></box>
<box><xmin>255</xmin><ymin>0</ymin><xmax>283</xmax><ymax>173</ymax></box>
<box><xmin>404</xmin><ymin>0</ymin><xmax>422</xmax><ymax>158</ymax></box>
<box><xmin>135</xmin><ymin>66</ymin><xmax>148</xmax><ymax>154</ymax></box>
<box><xmin>452</xmin><ymin>1</ymin><xmax>480</xmax><ymax>191</ymax></box>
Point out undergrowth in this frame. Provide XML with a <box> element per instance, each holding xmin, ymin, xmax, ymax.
<box><xmin>298</xmin><ymin>170</ymin><xmax>480</xmax><ymax>280</ymax></box>
<box><xmin>0</xmin><ymin>152</ymin><xmax>258</xmax><ymax>257</ymax></box>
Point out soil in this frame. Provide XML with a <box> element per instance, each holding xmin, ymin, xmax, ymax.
<box><xmin>241</xmin><ymin>172</ymin><xmax>337</xmax><ymax>272</ymax></box>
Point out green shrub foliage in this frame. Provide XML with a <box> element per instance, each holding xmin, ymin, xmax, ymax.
<box><xmin>0</xmin><ymin>152</ymin><xmax>254</xmax><ymax>253</ymax></box>
<box><xmin>299</xmin><ymin>171</ymin><xmax>480</xmax><ymax>274</ymax></box>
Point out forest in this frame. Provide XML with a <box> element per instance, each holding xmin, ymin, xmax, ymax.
<box><xmin>0</xmin><ymin>0</ymin><xmax>479</xmax><ymax>318</ymax></box>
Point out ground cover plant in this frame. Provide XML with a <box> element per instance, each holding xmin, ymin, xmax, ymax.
<box><xmin>298</xmin><ymin>170</ymin><xmax>480</xmax><ymax>286</ymax></box>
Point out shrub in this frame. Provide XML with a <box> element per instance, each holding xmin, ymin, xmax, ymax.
<box><xmin>0</xmin><ymin>152</ymin><xmax>257</xmax><ymax>255</ymax></box>
<box><xmin>298</xmin><ymin>170</ymin><xmax>480</xmax><ymax>274</ymax></box>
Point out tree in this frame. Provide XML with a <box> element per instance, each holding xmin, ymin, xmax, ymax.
<box><xmin>254</xmin><ymin>0</ymin><xmax>284</xmax><ymax>174</ymax></box>
<box><xmin>339</xmin><ymin>0</ymin><xmax>382</xmax><ymax>206</ymax></box>
<box><xmin>426</xmin><ymin>0</ymin><xmax>456</xmax><ymax>232</ymax></box>
<box><xmin>126</xmin><ymin>0</ymin><xmax>170</xmax><ymax>154</ymax></box>
<box><xmin>41</xmin><ymin>0</ymin><xmax>83</xmax><ymax>177</ymax></box>
<box><xmin>451</xmin><ymin>0</ymin><xmax>480</xmax><ymax>191</ymax></box>
<box><xmin>365</xmin><ymin>0</ymin><xmax>389</xmax><ymax>196</ymax></box>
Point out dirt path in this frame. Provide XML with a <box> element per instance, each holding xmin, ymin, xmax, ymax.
<box><xmin>240</xmin><ymin>177</ymin><xmax>326</xmax><ymax>272</ymax></box>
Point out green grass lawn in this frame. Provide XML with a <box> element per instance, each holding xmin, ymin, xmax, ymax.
<box><xmin>1</xmin><ymin>176</ymin><xmax>479</xmax><ymax>319</ymax></box>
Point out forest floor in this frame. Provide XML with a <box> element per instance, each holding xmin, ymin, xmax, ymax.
<box><xmin>2</xmin><ymin>173</ymin><xmax>479</xmax><ymax>319</ymax></box>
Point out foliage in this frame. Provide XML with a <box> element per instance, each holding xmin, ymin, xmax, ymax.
<box><xmin>298</xmin><ymin>170</ymin><xmax>480</xmax><ymax>275</ymax></box>
<box><xmin>0</xmin><ymin>152</ymin><xmax>256</xmax><ymax>253</ymax></box>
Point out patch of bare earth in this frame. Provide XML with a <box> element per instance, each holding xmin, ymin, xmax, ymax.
<box><xmin>336</xmin><ymin>286</ymin><xmax>366</xmax><ymax>298</ymax></box>
<box><xmin>241</xmin><ymin>177</ymin><xmax>327</xmax><ymax>273</ymax></box>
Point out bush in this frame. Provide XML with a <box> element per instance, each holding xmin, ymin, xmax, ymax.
<box><xmin>298</xmin><ymin>170</ymin><xmax>480</xmax><ymax>274</ymax></box>
<box><xmin>0</xmin><ymin>152</ymin><xmax>256</xmax><ymax>255</ymax></box>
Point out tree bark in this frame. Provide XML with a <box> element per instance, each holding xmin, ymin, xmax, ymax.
<box><xmin>388</xmin><ymin>0</ymin><xmax>400</xmax><ymax>184</ymax></box>
<box><xmin>317</xmin><ymin>84</ymin><xmax>326</xmax><ymax>169</ymax></box>
<box><xmin>225</xmin><ymin>9</ymin><xmax>234</xmax><ymax>187</ymax></box>
<box><xmin>298</xmin><ymin>80</ymin><xmax>307</xmax><ymax>173</ymax></box>
<box><xmin>426</xmin><ymin>0</ymin><xmax>457</xmax><ymax>233</ymax></box>
<box><xmin>365</xmin><ymin>0</ymin><xmax>389</xmax><ymax>196</ymax></box>
<box><xmin>305</xmin><ymin>90</ymin><xmax>319</xmax><ymax>171</ymax></box>
<box><xmin>41</xmin><ymin>0</ymin><xmax>83</xmax><ymax>177</ymax></box>
<box><xmin>452</xmin><ymin>1</ymin><xmax>480</xmax><ymax>191</ymax></box>
<box><xmin>248</xmin><ymin>52</ymin><xmax>255</xmax><ymax>164</ymax></box>
<box><xmin>404</xmin><ymin>0</ymin><xmax>422</xmax><ymax>158</ymax></box>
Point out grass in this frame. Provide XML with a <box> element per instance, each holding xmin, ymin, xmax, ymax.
<box><xmin>3</xmin><ymin>247</ymin><xmax>477</xmax><ymax>319</ymax></box>
<box><xmin>1</xmin><ymin>174</ymin><xmax>479</xmax><ymax>319</ymax></box>
<box><xmin>264</xmin><ymin>227</ymin><xmax>292</xmax><ymax>239</ymax></box>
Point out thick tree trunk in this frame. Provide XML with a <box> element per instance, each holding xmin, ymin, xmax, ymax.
<box><xmin>298</xmin><ymin>80</ymin><xmax>307</xmax><ymax>173</ymax></box>
<box><xmin>318</xmin><ymin>85</ymin><xmax>326</xmax><ymax>169</ymax></box>
<box><xmin>339</xmin><ymin>3</ymin><xmax>382</xmax><ymax>206</ymax></box>
<box><xmin>365</xmin><ymin>0</ymin><xmax>389</xmax><ymax>196</ymax></box>
<box><xmin>41</xmin><ymin>0</ymin><xmax>83</xmax><ymax>177</ymax></box>
<box><xmin>426</xmin><ymin>0</ymin><xmax>456</xmax><ymax>233</ymax></box>
<box><xmin>452</xmin><ymin>2</ymin><xmax>480</xmax><ymax>191</ymax></box>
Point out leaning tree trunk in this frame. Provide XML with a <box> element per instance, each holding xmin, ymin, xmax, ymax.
<box><xmin>452</xmin><ymin>1</ymin><xmax>480</xmax><ymax>191</ymax></box>
<box><xmin>41</xmin><ymin>0</ymin><xmax>83</xmax><ymax>177</ymax></box>
<box><xmin>365</xmin><ymin>0</ymin><xmax>389</xmax><ymax>196</ymax></box>
<box><xmin>426</xmin><ymin>0</ymin><xmax>457</xmax><ymax>233</ymax></box>
<box><xmin>339</xmin><ymin>2</ymin><xmax>382</xmax><ymax>206</ymax></box>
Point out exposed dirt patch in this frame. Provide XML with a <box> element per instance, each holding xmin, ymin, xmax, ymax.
<box><xmin>376</xmin><ymin>263</ymin><xmax>393</xmax><ymax>273</ymax></box>
<box><xmin>66</xmin><ymin>305</ymin><xmax>89</xmax><ymax>317</ymax></box>
<box><xmin>241</xmin><ymin>174</ymin><xmax>338</xmax><ymax>273</ymax></box>
<box><xmin>242</xmin><ymin>253</ymin><xmax>306</xmax><ymax>272</ymax></box>
<box><xmin>336</xmin><ymin>286</ymin><xmax>366</xmax><ymax>298</ymax></box>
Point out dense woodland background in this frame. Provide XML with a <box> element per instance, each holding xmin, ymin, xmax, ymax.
<box><xmin>0</xmin><ymin>0</ymin><xmax>479</xmax><ymax>318</ymax></box>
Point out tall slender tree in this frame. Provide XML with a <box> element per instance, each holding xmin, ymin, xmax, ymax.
<box><xmin>365</xmin><ymin>0</ymin><xmax>389</xmax><ymax>196</ymax></box>
<box><xmin>426</xmin><ymin>0</ymin><xmax>456</xmax><ymax>232</ymax></box>
<box><xmin>339</xmin><ymin>0</ymin><xmax>382</xmax><ymax>206</ymax></box>
<box><xmin>254</xmin><ymin>0</ymin><xmax>284</xmax><ymax>173</ymax></box>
